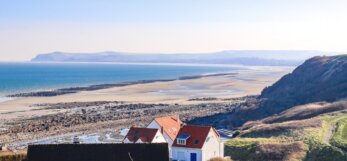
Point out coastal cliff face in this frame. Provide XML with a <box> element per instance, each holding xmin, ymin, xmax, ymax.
<box><xmin>260</xmin><ymin>55</ymin><xmax>347</xmax><ymax>112</ymax></box>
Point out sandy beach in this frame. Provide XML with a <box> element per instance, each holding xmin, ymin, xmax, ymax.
<box><xmin>0</xmin><ymin>67</ymin><xmax>292</xmax><ymax>120</ymax></box>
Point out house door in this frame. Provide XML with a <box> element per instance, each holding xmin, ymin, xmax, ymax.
<box><xmin>190</xmin><ymin>153</ymin><xmax>197</xmax><ymax>161</ymax></box>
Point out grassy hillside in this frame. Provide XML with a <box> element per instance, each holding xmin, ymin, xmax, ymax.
<box><xmin>225</xmin><ymin>102</ymin><xmax>347</xmax><ymax>161</ymax></box>
<box><xmin>261</xmin><ymin>55</ymin><xmax>347</xmax><ymax>108</ymax></box>
<box><xmin>210</xmin><ymin>55</ymin><xmax>347</xmax><ymax>129</ymax></box>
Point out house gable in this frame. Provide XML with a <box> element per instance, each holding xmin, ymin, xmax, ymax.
<box><xmin>152</xmin><ymin>130</ymin><xmax>167</xmax><ymax>143</ymax></box>
<box><xmin>201</xmin><ymin>129</ymin><xmax>224</xmax><ymax>160</ymax></box>
<box><xmin>146</xmin><ymin>115</ymin><xmax>182</xmax><ymax>143</ymax></box>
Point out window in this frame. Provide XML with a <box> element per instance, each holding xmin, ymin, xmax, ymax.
<box><xmin>177</xmin><ymin>139</ymin><xmax>186</xmax><ymax>145</ymax></box>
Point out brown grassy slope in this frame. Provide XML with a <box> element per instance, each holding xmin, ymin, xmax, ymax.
<box><xmin>242</xmin><ymin>101</ymin><xmax>347</xmax><ymax>130</ymax></box>
<box><xmin>225</xmin><ymin>139</ymin><xmax>307</xmax><ymax>161</ymax></box>
<box><xmin>254</xmin><ymin>142</ymin><xmax>307</xmax><ymax>161</ymax></box>
<box><xmin>241</xmin><ymin>118</ymin><xmax>323</xmax><ymax>139</ymax></box>
<box><xmin>225</xmin><ymin>101</ymin><xmax>347</xmax><ymax>161</ymax></box>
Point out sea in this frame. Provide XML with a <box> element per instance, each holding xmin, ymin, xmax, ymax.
<box><xmin>0</xmin><ymin>62</ymin><xmax>247</xmax><ymax>100</ymax></box>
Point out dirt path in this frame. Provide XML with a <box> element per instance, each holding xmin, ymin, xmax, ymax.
<box><xmin>324</xmin><ymin>123</ymin><xmax>334</xmax><ymax>145</ymax></box>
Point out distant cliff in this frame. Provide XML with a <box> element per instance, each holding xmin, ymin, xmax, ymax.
<box><xmin>31</xmin><ymin>50</ymin><xmax>331</xmax><ymax>66</ymax></box>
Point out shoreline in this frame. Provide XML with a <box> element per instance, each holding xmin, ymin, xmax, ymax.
<box><xmin>7</xmin><ymin>72</ymin><xmax>238</xmax><ymax>98</ymax></box>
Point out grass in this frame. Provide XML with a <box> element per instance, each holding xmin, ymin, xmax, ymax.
<box><xmin>342</xmin><ymin>124</ymin><xmax>347</xmax><ymax>140</ymax></box>
<box><xmin>224</xmin><ymin>138</ymin><xmax>306</xmax><ymax>161</ymax></box>
<box><xmin>225</xmin><ymin>138</ymin><xmax>280</xmax><ymax>161</ymax></box>
<box><xmin>330</xmin><ymin>116</ymin><xmax>347</xmax><ymax>151</ymax></box>
<box><xmin>225</xmin><ymin>114</ymin><xmax>347</xmax><ymax>161</ymax></box>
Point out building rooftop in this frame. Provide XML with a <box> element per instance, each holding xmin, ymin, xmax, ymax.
<box><xmin>123</xmin><ymin>127</ymin><xmax>159</xmax><ymax>143</ymax></box>
<box><xmin>172</xmin><ymin>125</ymin><xmax>220</xmax><ymax>149</ymax></box>
<box><xmin>153</xmin><ymin>115</ymin><xmax>182</xmax><ymax>141</ymax></box>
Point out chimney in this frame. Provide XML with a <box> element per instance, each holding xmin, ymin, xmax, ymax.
<box><xmin>171</xmin><ymin>115</ymin><xmax>180</xmax><ymax>122</ymax></box>
<box><xmin>161</xmin><ymin>126</ymin><xmax>164</xmax><ymax>134</ymax></box>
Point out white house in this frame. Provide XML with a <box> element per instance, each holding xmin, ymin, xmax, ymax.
<box><xmin>122</xmin><ymin>127</ymin><xmax>166</xmax><ymax>144</ymax></box>
<box><xmin>123</xmin><ymin>115</ymin><xmax>224</xmax><ymax>161</ymax></box>
<box><xmin>172</xmin><ymin>125</ymin><xmax>224</xmax><ymax>161</ymax></box>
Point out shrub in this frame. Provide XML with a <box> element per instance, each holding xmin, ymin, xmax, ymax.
<box><xmin>0</xmin><ymin>153</ymin><xmax>27</xmax><ymax>161</ymax></box>
<box><xmin>207</xmin><ymin>157</ymin><xmax>232</xmax><ymax>161</ymax></box>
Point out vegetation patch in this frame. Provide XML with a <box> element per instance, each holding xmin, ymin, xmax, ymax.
<box><xmin>330</xmin><ymin>116</ymin><xmax>347</xmax><ymax>151</ymax></box>
<box><xmin>0</xmin><ymin>152</ymin><xmax>27</xmax><ymax>161</ymax></box>
<box><xmin>225</xmin><ymin>139</ymin><xmax>306</xmax><ymax>161</ymax></box>
<box><xmin>226</xmin><ymin>114</ymin><xmax>347</xmax><ymax>161</ymax></box>
<box><xmin>224</xmin><ymin>138</ymin><xmax>280</xmax><ymax>161</ymax></box>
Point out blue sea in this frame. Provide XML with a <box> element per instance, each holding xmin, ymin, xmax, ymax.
<box><xmin>0</xmin><ymin>62</ymin><xmax>246</xmax><ymax>97</ymax></box>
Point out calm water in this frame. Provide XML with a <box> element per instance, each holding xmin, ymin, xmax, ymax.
<box><xmin>0</xmin><ymin>63</ymin><xmax>245</xmax><ymax>96</ymax></box>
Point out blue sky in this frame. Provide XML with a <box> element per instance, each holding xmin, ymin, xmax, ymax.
<box><xmin>1</xmin><ymin>0</ymin><xmax>347</xmax><ymax>61</ymax></box>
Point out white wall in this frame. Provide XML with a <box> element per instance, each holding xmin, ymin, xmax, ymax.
<box><xmin>147</xmin><ymin>120</ymin><xmax>173</xmax><ymax>158</ymax></box>
<box><xmin>152</xmin><ymin>130</ymin><xmax>167</xmax><ymax>143</ymax></box>
<box><xmin>147</xmin><ymin>121</ymin><xmax>173</xmax><ymax>144</ymax></box>
<box><xmin>172</xmin><ymin>147</ymin><xmax>202</xmax><ymax>161</ymax></box>
<box><xmin>123</xmin><ymin>138</ymin><xmax>131</xmax><ymax>143</ymax></box>
<box><xmin>201</xmin><ymin>129</ymin><xmax>224</xmax><ymax>161</ymax></box>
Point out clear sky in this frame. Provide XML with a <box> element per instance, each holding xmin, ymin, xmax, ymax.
<box><xmin>1</xmin><ymin>0</ymin><xmax>347</xmax><ymax>61</ymax></box>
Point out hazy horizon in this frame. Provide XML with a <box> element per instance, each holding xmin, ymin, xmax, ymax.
<box><xmin>1</xmin><ymin>0</ymin><xmax>347</xmax><ymax>61</ymax></box>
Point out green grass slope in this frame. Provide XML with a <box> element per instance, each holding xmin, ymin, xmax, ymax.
<box><xmin>225</xmin><ymin>102</ymin><xmax>347</xmax><ymax>161</ymax></box>
<box><xmin>330</xmin><ymin>116</ymin><xmax>347</xmax><ymax>151</ymax></box>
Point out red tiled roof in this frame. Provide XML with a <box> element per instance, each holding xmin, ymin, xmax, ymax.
<box><xmin>123</xmin><ymin>127</ymin><xmax>158</xmax><ymax>143</ymax></box>
<box><xmin>153</xmin><ymin>115</ymin><xmax>182</xmax><ymax>141</ymax></box>
<box><xmin>172</xmin><ymin>125</ymin><xmax>220</xmax><ymax>149</ymax></box>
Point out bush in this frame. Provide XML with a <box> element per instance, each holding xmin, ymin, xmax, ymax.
<box><xmin>207</xmin><ymin>157</ymin><xmax>232</xmax><ymax>161</ymax></box>
<box><xmin>0</xmin><ymin>153</ymin><xmax>27</xmax><ymax>161</ymax></box>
